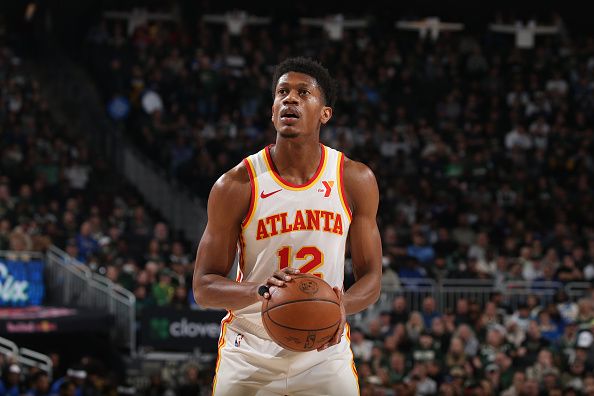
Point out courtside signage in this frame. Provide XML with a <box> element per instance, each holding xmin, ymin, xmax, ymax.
<box><xmin>0</xmin><ymin>259</ymin><xmax>44</xmax><ymax>306</ymax></box>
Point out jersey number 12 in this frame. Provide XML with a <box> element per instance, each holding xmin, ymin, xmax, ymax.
<box><xmin>277</xmin><ymin>246</ymin><xmax>324</xmax><ymax>278</ymax></box>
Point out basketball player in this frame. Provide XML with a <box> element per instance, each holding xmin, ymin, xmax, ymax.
<box><xmin>193</xmin><ymin>57</ymin><xmax>382</xmax><ymax>395</ymax></box>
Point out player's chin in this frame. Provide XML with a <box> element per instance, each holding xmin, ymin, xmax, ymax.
<box><xmin>278</xmin><ymin>130</ymin><xmax>300</xmax><ymax>138</ymax></box>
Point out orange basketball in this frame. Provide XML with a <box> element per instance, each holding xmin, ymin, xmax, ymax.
<box><xmin>261</xmin><ymin>273</ymin><xmax>341</xmax><ymax>352</ymax></box>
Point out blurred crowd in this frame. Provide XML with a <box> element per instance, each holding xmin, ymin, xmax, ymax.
<box><xmin>0</xmin><ymin>42</ymin><xmax>205</xmax><ymax>394</ymax></box>
<box><xmin>4</xmin><ymin>2</ymin><xmax>594</xmax><ymax>394</ymax></box>
<box><xmin>85</xmin><ymin>12</ymin><xmax>594</xmax><ymax>288</ymax></box>
<box><xmin>352</xmin><ymin>292</ymin><xmax>594</xmax><ymax>395</ymax></box>
<box><xmin>0</xmin><ymin>351</ymin><xmax>209</xmax><ymax>396</ymax></box>
<box><xmin>1</xmin><ymin>352</ymin><xmax>115</xmax><ymax>396</ymax></box>
<box><xmin>0</xmin><ymin>44</ymin><xmax>197</xmax><ymax>317</ymax></box>
<box><xmin>80</xmin><ymin>10</ymin><xmax>594</xmax><ymax>394</ymax></box>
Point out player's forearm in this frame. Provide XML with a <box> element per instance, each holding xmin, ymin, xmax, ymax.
<box><xmin>193</xmin><ymin>274</ymin><xmax>260</xmax><ymax>310</ymax></box>
<box><xmin>343</xmin><ymin>271</ymin><xmax>381</xmax><ymax>315</ymax></box>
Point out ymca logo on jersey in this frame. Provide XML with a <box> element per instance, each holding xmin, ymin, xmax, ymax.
<box><xmin>317</xmin><ymin>180</ymin><xmax>334</xmax><ymax>197</ymax></box>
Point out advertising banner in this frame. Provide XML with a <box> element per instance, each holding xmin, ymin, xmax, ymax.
<box><xmin>0</xmin><ymin>258</ymin><xmax>44</xmax><ymax>307</ymax></box>
<box><xmin>141</xmin><ymin>308</ymin><xmax>227</xmax><ymax>352</ymax></box>
<box><xmin>0</xmin><ymin>306</ymin><xmax>114</xmax><ymax>334</ymax></box>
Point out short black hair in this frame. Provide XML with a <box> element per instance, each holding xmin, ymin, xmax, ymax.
<box><xmin>271</xmin><ymin>57</ymin><xmax>336</xmax><ymax>107</ymax></box>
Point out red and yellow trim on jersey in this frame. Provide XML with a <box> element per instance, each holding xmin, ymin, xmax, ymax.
<box><xmin>241</xmin><ymin>157</ymin><xmax>258</xmax><ymax>229</ymax></box>
<box><xmin>344</xmin><ymin>323</ymin><xmax>360</xmax><ymax>393</ymax></box>
<box><xmin>337</xmin><ymin>153</ymin><xmax>353</xmax><ymax>222</ymax></box>
<box><xmin>236</xmin><ymin>234</ymin><xmax>246</xmax><ymax>282</ymax></box>
<box><xmin>263</xmin><ymin>144</ymin><xmax>328</xmax><ymax>191</ymax></box>
<box><xmin>212</xmin><ymin>312</ymin><xmax>235</xmax><ymax>395</ymax></box>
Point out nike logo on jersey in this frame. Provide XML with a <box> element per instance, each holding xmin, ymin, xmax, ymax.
<box><xmin>260</xmin><ymin>189</ymin><xmax>282</xmax><ymax>199</ymax></box>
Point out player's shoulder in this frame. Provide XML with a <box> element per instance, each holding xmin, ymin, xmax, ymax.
<box><xmin>342</xmin><ymin>155</ymin><xmax>377</xmax><ymax>185</ymax></box>
<box><xmin>341</xmin><ymin>155</ymin><xmax>378</xmax><ymax>210</ymax></box>
<box><xmin>210</xmin><ymin>160</ymin><xmax>251</xmax><ymax>197</ymax></box>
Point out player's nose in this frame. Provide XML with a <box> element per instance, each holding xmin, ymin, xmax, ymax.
<box><xmin>282</xmin><ymin>89</ymin><xmax>299</xmax><ymax>104</ymax></box>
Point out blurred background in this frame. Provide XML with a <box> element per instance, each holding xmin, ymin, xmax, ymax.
<box><xmin>1</xmin><ymin>0</ymin><xmax>594</xmax><ymax>395</ymax></box>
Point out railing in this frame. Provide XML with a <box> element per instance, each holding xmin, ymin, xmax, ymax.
<box><xmin>45</xmin><ymin>246</ymin><xmax>136</xmax><ymax>354</ymax></box>
<box><xmin>0</xmin><ymin>336</ymin><xmax>53</xmax><ymax>380</ymax></box>
<box><xmin>359</xmin><ymin>277</ymin><xmax>592</xmax><ymax>323</ymax></box>
<box><xmin>121</xmin><ymin>145</ymin><xmax>207</xmax><ymax>244</ymax></box>
<box><xmin>0</xmin><ymin>335</ymin><xmax>18</xmax><ymax>357</ymax></box>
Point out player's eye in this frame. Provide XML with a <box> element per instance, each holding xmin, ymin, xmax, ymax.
<box><xmin>299</xmin><ymin>89</ymin><xmax>310</xmax><ymax>96</ymax></box>
<box><xmin>277</xmin><ymin>88</ymin><xmax>288</xmax><ymax>95</ymax></box>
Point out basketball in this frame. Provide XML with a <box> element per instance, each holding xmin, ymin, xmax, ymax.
<box><xmin>261</xmin><ymin>273</ymin><xmax>341</xmax><ymax>352</ymax></box>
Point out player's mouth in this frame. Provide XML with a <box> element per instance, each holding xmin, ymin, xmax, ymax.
<box><xmin>280</xmin><ymin>109</ymin><xmax>301</xmax><ymax>124</ymax></box>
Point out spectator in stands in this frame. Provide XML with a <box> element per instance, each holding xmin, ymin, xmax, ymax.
<box><xmin>429</xmin><ymin>317</ymin><xmax>450</xmax><ymax>356</ymax></box>
<box><xmin>517</xmin><ymin>321</ymin><xmax>551</xmax><ymax>367</ymax></box>
<box><xmin>177</xmin><ymin>364</ymin><xmax>204</xmax><ymax>396</ymax></box>
<box><xmin>407</xmin><ymin>232</ymin><xmax>435</xmax><ymax>266</ymax></box>
<box><xmin>405</xmin><ymin>311</ymin><xmax>425</xmax><ymax>343</ymax></box>
<box><xmin>555</xmin><ymin>290</ymin><xmax>579</xmax><ymax>324</ymax></box>
<box><xmin>574</xmin><ymin>330</ymin><xmax>594</xmax><ymax>370</ymax></box>
<box><xmin>454</xmin><ymin>298</ymin><xmax>472</xmax><ymax>326</ymax></box>
<box><xmin>397</xmin><ymin>257</ymin><xmax>428</xmax><ymax>282</ymax></box>
<box><xmin>49</xmin><ymin>366</ymin><xmax>86</xmax><ymax>396</ymax></box>
<box><xmin>562</xmin><ymin>360</ymin><xmax>587</xmax><ymax>392</ymax></box>
<box><xmin>387</xmin><ymin>352</ymin><xmax>407</xmax><ymax>384</ymax></box>
<box><xmin>420</xmin><ymin>296</ymin><xmax>440</xmax><ymax>329</ymax></box>
<box><xmin>170</xmin><ymin>285</ymin><xmax>189</xmax><ymax>310</ymax></box>
<box><xmin>413</xmin><ymin>330</ymin><xmax>441</xmax><ymax>364</ymax></box>
<box><xmin>501</xmin><ymin>370</ymin><xmax>526</xmax><ymax>396</ymax></box>
<box><xmin>57</xmin><ymin>381</ymin><xmax>76</xmax><ymax>396</ymax></box>
<box><xmin>405</xmin><ymin>362</ymin><xmax>436</xmax><ymax>395</ymax></box>
<box><xmin>495</xmin><ymin>352</ymin><xmax>515</xmax><ymax>391</ymax></box>
<box><xmin>576</xmin><ymin>298</ymin><xmax>594</xmax><ymax>328</ymax></box>
<box><xmin>152</xmin><ymin>269</ymin><xmax>175</xmax><ymax>306</ymax></box>
<box><xmin>445</xmin><ymin>336</ymin><xmax>467</xmax><ymax>370</ymax></box>
<box><xmin>537</xmin><ymin>310</ymin><xmax>562</xmax><ymax>342</ymax></box>
<box><xmin>75</xmin><ymin>221</ymin><xmax>99</xmax><ymax>262</ymax></box>
<box><xmin>526</xmin><ymin>349</ymin><xmax>558</xmax><ymax>383</ymax></box>
<box><xmin>455</xmin><ymin>324</ymin><xmax>479</xmax><ymax>357</ymax></box>
<box><xmin>508</xmin><ymin>302</ymin><xmax>533</xmax><ymax>333</ymax></box>
<box><xmin>556</xmin><ymin>256</ymin><xmax>584</xmax><ymax>283</ymax></box>
<box><xmin>477</xmin><ymin>326</ymin><xmax>514</xmax><ymax>369</ymax></box>
<box><xmin>0</xmin><ymin>364</ymin><xmax>23</xmax><ymax>396</ymax></box>
<box><xmin>24</xmin><ymin>371</ymin><xmax>50</xmax><ymax>396</ymax></box>
<box><xmin>390</xmin><ymin>296</ymin><xmax>410</xmax><ymax>326</ymax></box>
<box><xmin>351</xmin><ymin>327</ymin><xmax>374</xmax><ymax>363</ymax></box>
<box><xmin>169</xmin><ymin>241</ymin><xmax>190</xmax><ymax>266</ymax></box>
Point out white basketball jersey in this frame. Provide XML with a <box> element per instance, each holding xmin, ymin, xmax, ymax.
<box><xmin>231</xmin><ymin>144</ymin><xmax>352</xmax><ymax>336</ymax></box>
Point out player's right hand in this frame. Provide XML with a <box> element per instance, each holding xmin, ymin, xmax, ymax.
<box><xmin>258</xmin><ymin>267</ymin><xmax>300</xmax><ymax>299</ymax></box>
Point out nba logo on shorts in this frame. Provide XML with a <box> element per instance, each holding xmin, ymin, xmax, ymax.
<box><xmin>234</xmin><ymin>333</ymin><xmax>244</xmax><ymax>347</ymax></box>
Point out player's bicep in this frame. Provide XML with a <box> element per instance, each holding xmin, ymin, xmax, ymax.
<box><xmin>345</xmin><ymin>161</ymin><xmax>382</xmax><ymax>279</ymax></box>
<box><xmin>349</xmin><ymin>212</ymin><xmax>382</xmax><ymax>278</ymax></box>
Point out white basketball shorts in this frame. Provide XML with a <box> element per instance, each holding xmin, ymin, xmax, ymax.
<box><xmin>212</xmin><ymin>319</ymin><xmax>360</xmax><ymax>396</ymax></box>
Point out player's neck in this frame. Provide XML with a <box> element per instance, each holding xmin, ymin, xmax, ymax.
<box><xmin>269</xmin><ymin>138</ymin><xmax>322</xmax><ymax>184</ymax></box>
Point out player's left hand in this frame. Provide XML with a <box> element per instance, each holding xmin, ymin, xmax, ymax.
<box><xmin>317</xmin><ymin>286</ymin><xmax>346</xmax><ymax>352</ymax></box>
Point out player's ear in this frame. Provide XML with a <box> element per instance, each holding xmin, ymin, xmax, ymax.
<box><xmin>320</xmin><ymin>106</ymin><xmax>332</xmax><ymax>125</ymax></box>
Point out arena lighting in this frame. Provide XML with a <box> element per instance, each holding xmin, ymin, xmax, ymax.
<box><xmin>396</xmin><ymin>17</ymin><xmax>464</xmax><ymax>40</ymax></box>
<box><xmin>202</xmin><ymin>10</ymin><xmax>271</xmax><ymax>36</ymax></box>
<box><xmin>103</xmin><ymin>7</ymin><xmax>179</xmax><ymax>36</ymax></box>
<box><xmin>300</xmin><ymin>14</ymin><xmax>368</xmax><ymax>41</ymax></box>
<box><xmin>489</xmin><ymin>19</ymin><xmax>560</xmax><ymax>49</ymax></box>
